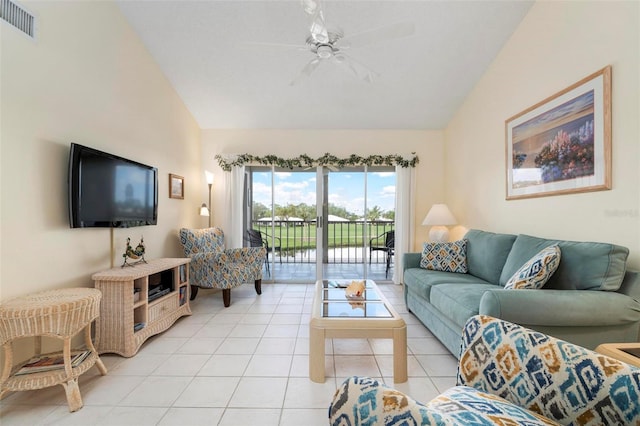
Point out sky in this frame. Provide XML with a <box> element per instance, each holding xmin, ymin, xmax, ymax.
<box><xmin>252</xmin><ymin>170</ymin><xmax>396</xmax><ymax>216</ymax></box>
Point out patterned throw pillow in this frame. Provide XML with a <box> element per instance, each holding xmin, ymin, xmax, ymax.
<box><xmin>505</xmin><ymin>245</ymin><xmax>561</xmax><ymax>289</ymax></box>
<box><xmin>420</xmin><ymin>240</ymin><xmax>468</xmax><ymax>273</ymax></box>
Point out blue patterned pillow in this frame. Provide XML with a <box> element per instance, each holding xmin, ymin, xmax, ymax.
<box><xmin>420</xmin><ymin>240</ymin><xmax>468</xmax><ymax>273</ymax></box>
<box><xmin>505</xmin><ymin>245</ymin><xmax>561</xmax><ymax>289</ymax></box>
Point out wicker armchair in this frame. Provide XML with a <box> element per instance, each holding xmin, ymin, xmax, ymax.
<box><xmin>179</xmin><ymin>227</ymin><xmax>265</xmax><ymax>307</ymax></box>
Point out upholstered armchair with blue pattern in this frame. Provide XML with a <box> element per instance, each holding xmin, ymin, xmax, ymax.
<box><xmin>179</xmin><ymin>227</ymin><xmax>265</xmax><ymax>307</ymax></box>
<box><xmin>329</xmin><ymin>315</ymin><xmax>640</xmax><ymax>425</ymax></box>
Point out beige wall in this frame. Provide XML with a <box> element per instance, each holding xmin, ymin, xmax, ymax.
<box><xmin>445</xmin><ymin>1</ymin><xmax>640</xmax><ymax>268</ymax></box>
<box><xmin>200</xmin><ymin>129</ymin><xmax>445</xmax><ymax>249</ymax></box>
<box><xmin>1</xmin><ymin>0</ymin><xmax>201</xmax><ymax>310</ymax></box>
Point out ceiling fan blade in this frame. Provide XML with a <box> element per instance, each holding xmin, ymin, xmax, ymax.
<box><xmin>309</xmin><ymin>10</ymin><xmax>329</xmax><ymax>43</ymax></box>
<box><xmin>301</xmin><ymin>0</ymin><xmax>319</xmax><ymax>15</ymax></box>
<box><xmin>333</xmin><ymin>53</ymin><xmax>377</xmax><ymax>83</ymax></box>
<box><xmin>290</xmin><ymin>57</ymin><xmax>322</xmax><ymax>86</ymax></box>
<box><xmin>340</xmin><ymin>21</ymin><xmax>415</xmax><ymax>49</ymax></box>
<box><xmin>242</xmin><ymin>41</ymin><xmax>308</xmax><ymax>50</ymax></box>
<box><xmin>301</xmin><ymin>0</ymin><xmax>329</xmax><ymax>43</ymax></box>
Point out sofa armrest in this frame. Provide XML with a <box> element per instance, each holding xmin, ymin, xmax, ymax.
<box><xmin>403</xmin><ymin>252</ymin><xmax>421</xmax><ymax>271</ymax></box>
<box><xmin>459</xmin><ymin>315</ymin><xmax>640</xmax><ymax>425</ymax></box>
<box><xmin>479</xmin><ymin>289</ymin><xmax>640</xmax><ymax>326</ymax></box>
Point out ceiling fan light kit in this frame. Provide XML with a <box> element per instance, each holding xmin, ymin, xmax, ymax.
<box><xmin>316</xmin><ymin>45</ymin><xmax>333</xmax><ymax>59</ymax></box>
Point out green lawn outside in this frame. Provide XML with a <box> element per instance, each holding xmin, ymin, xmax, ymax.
<box><xmin>253</xmin><ymin>222</ymin><xmax>393</xmax><ymax>252</ymax></box>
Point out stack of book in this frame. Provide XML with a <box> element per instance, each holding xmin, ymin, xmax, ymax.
<box><xmin>15</xmin><ymin>350</ymin><xmax>91</xmax><ymax>376</ymax></box>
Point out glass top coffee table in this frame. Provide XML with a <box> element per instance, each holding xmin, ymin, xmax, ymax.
<box><xmin>595</xmin><ymin>343</ymin><xmax>640</xmax><ymax>367</ymax></box>
<box><xmin>309</xmin><ymin>279</ymin><xmax>407</xmax><ymax>383</ymax></box>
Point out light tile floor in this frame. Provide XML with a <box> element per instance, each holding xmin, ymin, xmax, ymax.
<box><xmin>0</xmin><ymin>283</ymin><xmax>458</xmax><ymax>425</ymax></box>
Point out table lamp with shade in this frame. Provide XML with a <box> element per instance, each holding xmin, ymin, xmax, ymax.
<box><xmin>422</xmin><ymin>204</ymin><xmax>457</xmax><ymax>242</ymax></box>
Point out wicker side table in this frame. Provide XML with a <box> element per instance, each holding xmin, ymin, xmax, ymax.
<box><xmin>0</xmin><ymin>288</ymin><xmax>107</xmax><ymax>412</ymax></box>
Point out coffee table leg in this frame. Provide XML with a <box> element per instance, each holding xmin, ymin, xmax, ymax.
<box><xmin>393</xmin><ymin>325</ymin><xmax>408</xmax><ymax>383</ymax></box>
<box><xmin>309</xmin><ymin>325</ymin><xmax>325</xmax><ymax>383</ymax></box>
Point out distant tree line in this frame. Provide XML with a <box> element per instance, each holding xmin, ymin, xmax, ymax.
<box><xmin>252</xmin><ymin>202</ymin><xmax>394</xmax><ymax>222</ymax></box>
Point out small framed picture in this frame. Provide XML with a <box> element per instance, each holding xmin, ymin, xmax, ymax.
<box><xmin>169</xmin><ymin>174</ymin><xmax>184</xmax><ymax>199</ymax></box>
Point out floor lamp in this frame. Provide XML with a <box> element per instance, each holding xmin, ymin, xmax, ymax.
<box><xmin>201</xmin><ymin>171</ymin><xmax>214</xmax><ymax>228</ymax></box>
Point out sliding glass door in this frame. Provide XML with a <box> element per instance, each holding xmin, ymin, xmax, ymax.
<box><xmin>317</xmin><ymin>166</ymin><xmax>367</xmax><ymax>281</ymax></box>
<box><xmin>248</xmin><ymin>167</ymin><xmax>316</xmax><ymax>281</ymax></box>
<box><xmin>247</xmin><ymin>165</ymin><xmax>395</xmax><ymax>283</ymax></box>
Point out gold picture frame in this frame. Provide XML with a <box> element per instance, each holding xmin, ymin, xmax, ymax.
<box><xmin>169</xmin><ymin>174</ymin><xmax>184</xmax><ymax>199</ymax></box>
<box><xmin>505</xmin><ymin>66</ymin><xmax>611</xmax><ymax>200</ymax></box>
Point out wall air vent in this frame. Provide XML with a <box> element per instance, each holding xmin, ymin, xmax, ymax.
<box><xmin>1</xmin><ymin>0</ymin><xmax>35</xmax><ymax>39</ymax></box>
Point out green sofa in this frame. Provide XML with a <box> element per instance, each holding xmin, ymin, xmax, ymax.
<box><xmin>403</xmin><ymin>229</ymin><xmax>640</xmax><ymax>358</ymax></box>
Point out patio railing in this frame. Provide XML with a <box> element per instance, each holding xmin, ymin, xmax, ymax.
<box><xmin>250</xmin><ymin>220</ymin><xmax>394</xmax><ymax>264</ymax></box>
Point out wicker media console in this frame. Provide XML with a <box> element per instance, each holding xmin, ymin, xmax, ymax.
<box><xmin>92</xmin><ymin>258</ymin><xmax>192</xmax><ymax>357</ymax></box>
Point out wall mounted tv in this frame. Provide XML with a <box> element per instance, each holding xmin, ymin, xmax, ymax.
<box><xmin>68</xmin><ymin>143</ymin><xmax>158</xmax><ymax>228</ymax></box>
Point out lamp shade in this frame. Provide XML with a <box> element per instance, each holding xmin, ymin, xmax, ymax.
<box><xmin>422</xmin><ymin>204</ymin><xmax>457</xmax><ymax>226</ymax></box>
<box><xmin>200</xmin><ymin>203</ymin><xmax>210</xmax><ymax>217</ymax></box>
<box><xmin>205</xmin><ymin>171</ymin><xmax>214</xmax><ymax>185</ymax></box>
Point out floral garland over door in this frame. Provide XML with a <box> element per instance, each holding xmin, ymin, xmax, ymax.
<box><xmin>215</xmin><ymin>153</ymin><xmax>419</xmax><ymax>171</ymax></box>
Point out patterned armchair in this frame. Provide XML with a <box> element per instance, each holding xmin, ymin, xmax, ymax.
<box><xmin>179</xmin><ymin>227</ymin><xmax>266</xmax><ymax>307</ymax></box>
<box><xmin>329</xmin><ymin>315</ymin><xmax>640</xmax><ymax>425</ymax></box>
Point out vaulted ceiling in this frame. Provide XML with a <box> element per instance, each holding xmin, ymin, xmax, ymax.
<box><xmin>117</xmin><ymin>1</ymin><xmax>533</xmax><ymax>129</ymax></box>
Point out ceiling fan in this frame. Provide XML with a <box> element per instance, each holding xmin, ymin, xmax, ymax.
<box><xmin>255</xmin><ymin>0</ymin><xmax>415</xmax><ymax>85</ymax></box>
<box><xmin>292</xmin><ymin>0</ymin><xmax>415</xmax><ymax>85</ymax></box>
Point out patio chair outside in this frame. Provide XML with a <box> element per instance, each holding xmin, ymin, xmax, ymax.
<box><xmin>246</xmin><ymin>229</ymin><xmax>281</xmax><ymax>276</ymax></box>
<box><xmin>369</xmin><ymin>230</ymin><xmax>394</xmax><ymax>264</ymax></box>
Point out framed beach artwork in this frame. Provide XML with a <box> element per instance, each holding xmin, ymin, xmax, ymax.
<box><xmin>505</xmin><ymin>66</ymin><xmax>611</xmax><ymax>200</ymax></box>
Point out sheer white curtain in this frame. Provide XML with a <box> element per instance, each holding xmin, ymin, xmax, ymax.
<box><xmin>224</xmin><ymin>164</ymin><xmax>245</xmax><ymax>249</ymax></box>
<box><xmin>393</xmin><ymin>165</ymin><xmax>414</xmax><ymax>284</ymax></box>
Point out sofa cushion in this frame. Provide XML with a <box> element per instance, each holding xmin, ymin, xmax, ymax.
<box><xmin>420</xmin><ymin>240</ymin><xmax>468</xmax><ymax>273</ymax></box>
<box><xmin>499</xmin><ymin>234</ymin><xmax>629</xmax><ymax>291</ymax></box>
<box><xmin>404</xmin><ymin>269</ymin><xmax>492</xmax><ymax>302</ymax></box>
<box><xmin>465</xmin><ymin>229</ymin><xmax>517</xmax><ymax>284</ymax></box>
<box><xmin>430</xmin><ymin>283</ymin><xmax>498</xmax><ymax>328</ymax></box>
<box><xmin>505</xmin><ymin>245</ymin><xmax>561</xmax><ymax>290</ymax></box>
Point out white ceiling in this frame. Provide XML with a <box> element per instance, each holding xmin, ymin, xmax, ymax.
<box><xmin>117</xmin><ymin>1</ymin><xmax>533</xmax><ymax>130</ymax></box>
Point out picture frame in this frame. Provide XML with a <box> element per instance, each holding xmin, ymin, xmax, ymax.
<box><xmin>505</xmin><ymin>66</ymin><xmax>611</xmax><ymax>200</ymax></box>
<box><xmin>169</xmin><ymin>174</ymin><xmax>184</xmax><ymax>199</ymax></box>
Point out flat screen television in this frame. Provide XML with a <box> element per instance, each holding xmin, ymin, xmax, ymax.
<box><xmin>68</xmin><ymin>143</ymin><xmax>158</xmax><ymax>228</ymax></box>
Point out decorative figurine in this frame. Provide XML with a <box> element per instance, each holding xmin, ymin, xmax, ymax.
<box><xmin>345</xmin><ymin>280</ymin><xmax>366</xmax><ymax>310</ymax></box>
<box><xmin>345</xmin><ymin>280</ymin><xmax>366</xmax><ymax>298</ymax></box>
<box><xmin>122</xmin><ymin>237</ymin><xmax>147</xmax><ymax>267</ymax></box>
